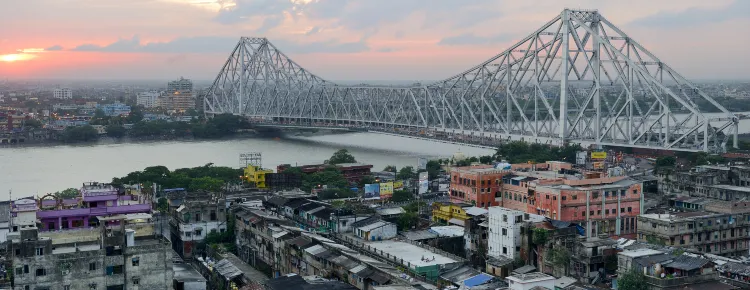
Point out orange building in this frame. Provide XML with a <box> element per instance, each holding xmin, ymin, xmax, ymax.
<box><xmin>449</xmin><ymin>165</ymin><xmax>510</xmax><ymax>208</ymax></box>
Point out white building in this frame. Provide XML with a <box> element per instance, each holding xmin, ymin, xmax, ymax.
<box><xmin>505</xmin><ymin>273</ymin><xmax>555</xmax><ymax>290</ymax></box>
<box><xmin>488</xmin><ymin>207</ymin><xmax>545</xmax><ymax>260</ymax></box>
<box><xmin>355</xmin><ymin>220</ymin><xmax>397</xmax><ymax>241</ymax></box>
<box><xmin>53</xmin><ymin>88</ymin><xmax>73</xmax><ymax>99</ymax></box>
<box><xmin>137</xmin><ymin>91</ymin><xmax>161</xmax><ymax>108</ymax></box>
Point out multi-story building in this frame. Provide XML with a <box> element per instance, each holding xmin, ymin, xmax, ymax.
<box><xmin>637</xmin><ymin>202</ymin><xmax>750</xmax><ymax>257</ymax></box>
<box><xmin>30</xmin><ymin>182</ymin><xmax>152</xmax><ymax>232</ymax></box>
<box><xmin>278</xmin><ymin>163</ymin><xmax>374</xmax><ymax>184</ymax></box>
<box><xmin>53</xmin><ymin>88</ymin><xmax>72</xmax><ymax>99</ymax></box>
<box><xmin>487</xmin><ymin>207</ymin><xmax>545</xmax><ymax>262</ymax></box>
<box><xmin>167</xmin><ymin>77</ymin><xmax>193</xmax><ymax>92</ymax></box>
<box><xmin>169</xmin><ymin>192</ymin><xmax>226</xmax><ymax>259</ymax></box>
<box><xmin>449</xmin><ymin>165</ymin><xmax>509</xmax><ymax>207</ymax></box>
<box><xmin>97</xmin><ymin>102</ymin><xmax>131</xmax><ymax>117</ymax></box>
<box><xmin>243</xmin><ymin>165</ymin><xmax>273</xmax><ymax>188</ymax></box>
<box><xmin>136</xmin><ymin>92</ymin><xmax>160</xmax><ymax>108</ymax></box>
<box><xmin>9</xmin><ymin>220</ymin><xmax>172</xmax><ymax>290</ymax></box>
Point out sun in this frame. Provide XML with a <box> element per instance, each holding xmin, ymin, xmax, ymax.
<box><xmin>0</xmin><ymin>53</ymin><xmax>35</xmax><ymax>62</ymax></box>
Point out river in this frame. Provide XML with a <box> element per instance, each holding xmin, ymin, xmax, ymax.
<box><xmin>0</xmin><ymin>133</ymin><xmax>494</xmax><ymax>199</ymax></box>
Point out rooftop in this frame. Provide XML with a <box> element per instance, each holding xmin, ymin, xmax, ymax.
<box><xmin>618</xmin><ymin>248</ymin><xmax>665</xmax><ymax>258</ymax></box>
<box><xmin>173</xmin><ymin>263</ymin><xmax>207</xmax><ymax>283</ymax></box>
<box><xmin>366</xmin><ymin>240</ymin><xmax>458</xmax><ymax>268</ymax></box>
<box><xmin>428</xmin><ymin>226</ymin><xmax>464</xmax><ymax>238</ymax></box>
<box><xmin>639</xmin><ymin>211</ymin><xmax>722</xmax><ymax>222</ymax></box>
<box><xmin>506</xmin><ymin>272</ymin><xmax>555</xmax><ymax>283</ymax></box>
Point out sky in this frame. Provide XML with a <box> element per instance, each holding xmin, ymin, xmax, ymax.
<box><xmin>0</xmin><ymin>0</ymin><xmax>748</xmax><ymax>81</ymax></box>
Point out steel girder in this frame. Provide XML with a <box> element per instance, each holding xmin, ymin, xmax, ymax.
<box><xmin>204</xmin><ymin>9</ymin><xmax>738</xmax><ymax>153</ymax></box>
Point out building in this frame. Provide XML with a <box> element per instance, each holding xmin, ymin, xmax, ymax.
<box><xmin>431</xmin><ymin>202</ymin><xmax>473</xmax><ymax>226</ymax></box>
<box><xmin>487</xmin><ymin>207</ymin><xmax>545</xmax><ymax>263</ymax></box>
<box><xmin>618</xmin><ymin>250</ymin><xmax>720</xmax><ymax>290</ymax></box>
<box><xmin>53</xmin><ymin>88</ymin><xmax>72</xmax><ymax>99</ymax></box>
<box><xmin>449</xmin><ymin>165</ymin><xmax>509</xmax><ymax>207</ymax></box>
<box><xmin>637</xmin><ymin>209</ymin><xmax>750</xmax><ymax>257</ymax></box>
<box><xmin>136</xmin><ymin>91</ymin><xmax>161</xmax><ymax>108</ymax></box>
<box><xmin>169</xmin><ymin>192</ymin><xmax>226</xmax><ymax>259</ymax></box>
<box><xmin>244</xmin><ymin>165</ymin><xmax>274</xmax><ymax>188</ymax></box>
<box><xmin>9</xmin><ymin>221</ymin><xmax>173</xmax><ymax>290</ymax></box>
<box><xmin>158</xmin><ymin>91</ymin><xmax>196</xmax><ymax>112</ymax></box>
<box><xmin>168</xmin><ymin>77</ymin><xmax>193</xmax><ymax>92</ymax></box>
<box><xmin>353</xmin><ymin>219</ymin><xmax>397</xmax><ymax>241</ymax></box>
<box><xmin>31</xmin><ymin>182</ymin><xmax>152</xmax><ymax>232</ymax></box>
<box><xmin>97</xmin><ymin>102</ymin><xmax>131</xmax><ymax>117</ymax></box>
<box><xmin>505</xmin><ymin>272</ymin><xmax>555</xmax><ymax>290</ymax></box>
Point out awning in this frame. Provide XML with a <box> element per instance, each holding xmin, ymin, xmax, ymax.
<box><xmin>448</xmin><ymin>218</ymin><xmax>465</xmax><ymax>226</ymax></box>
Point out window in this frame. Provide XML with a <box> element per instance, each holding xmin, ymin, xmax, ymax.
<box><xmin>24</xmin><ymin>286</ymin><xmax>29</xmax><ymax>290</ymax></box>
<box><xmin>572</xmin><ymin>195</ymin><xmax>577</xmax><ymax>200</ymax></box>
<box><xmin>89</xmin><ymin>283</ymin><xmax>97</xmax><ymax>290</ymax></box>
<box><xmin>562</xmin><ymin>196</ymin><xmax>566</xmax><ymax>201</ymax></box>
<box><xmin>35</xmin><ymin>268</ymin><xmax>46</xmax><ymax>276</ymax></box>
<box><xmin>132</xmin><ymin>277</ymin><xmax>140</xmax><ymax>285</ymax></box>
<box><xmin>581</xmin><ymin>211</ymin><xmax>586</xmax><ymax>217</ymax></box>
<box><xmin>14</xmin><ymin>249</ymin><xmax>20</xmax><ymax>256</ymax></box>
<box><xmin>502</xmin><ymin>229</ymin><xmax>507</xmax><ymax>236</ymax></box>
<box><xmin>106</xmin><ymin>265</ymin><xmax>124</xmax><ymax>275</ymax></box>
<box><xmin>194</xmin><ymin>229</ymin><xmax>202</xmax><ymax>236</ymax></box>
<box><xmin>15</xmin><ymin>267</ymin><xmax>22</xmax><ymax>275</ymax></box>
<box><xmin>36</xmin><ymin>247</ymin><xmax>44</xmax><ymax>256</ymax></box>
<box><xmin>89</xmin><ymin>262</ymin><xmax>97</xmax><ymax>271</ymax></box>
<box><xmin>628</xmin><ymin>207</ymin><xmax>632</xmax><ymax>212</ymax></box>
<box><xmin>65</xmin><ymin>286</ymin><xmax>71</xmax><ymax>290</ymax></box>
<box><xmin>502</xmin><ymin>247</ymin><xmax>507</xmax><ymax>254</ymax></box>
<box><xmin>195</xmin><ymin>213</ymin><xmax>201</xmax><ymax>222</ymax></box>
<box><xmin>23</xmin><ymin>265</ymin><xmax>29</xmax><ymax>274</ymax></box>
<box><xmin>210</xmin><ymin>210</ymin><xmax>217</xmax><ymax>221</ymax></box>
<box><xmin>132</xmin><ymin>257</ymin><xmax>140</xmax><ymax>266</ymax></box>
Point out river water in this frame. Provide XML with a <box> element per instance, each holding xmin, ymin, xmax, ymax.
<box><xmin>0</xmin><ymin>133</ymin><xmax>494</xmax><ymax>199</ymax></box>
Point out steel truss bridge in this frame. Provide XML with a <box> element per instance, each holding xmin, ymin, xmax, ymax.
<box><xmin>205</xmin><ymin>9</ymin><xmax>738</xmax><ymax>153</ymax></box>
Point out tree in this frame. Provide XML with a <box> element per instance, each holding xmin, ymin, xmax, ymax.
<box><xmin>125</xmin><ymin>106</ymin><xmax>144</xmax><ymax>123</ymax></box>
<box><xmin>426</xmin><ymin>160</ymin><xmax>441</xmax><ymax>180</ymax></box>
<box><xmin>397</xmin><ymin>166</ymin><xmax>415</xmax><ymax>180</ymax></box>
<box><xmin>94</xmin><ymin>109</ymin><xmax>107</xmax><ymax>119</ymax></box>
<box><xmin>618</xmin><ymin>270</ymin><xmax>648</xmax><ymax>290</ymax></box>
<box><xmin>479</xmin><ymin>155</ymin><xmax>494</xmax><ymax>164</ymax></box>
<box><xmin>54</xmin><ymin>188</ymin><xmax>79</xmax><ymax>199</ymax></box>
<box><xmin>157</xmin><ymin>197</ymin><xmax>169</xmax><ymax>213</ymax></box>
<box><xmin>391</xmin><ymin>190</ymin><xmax>413</xmax><ymax>202</ymax></box>
<box><xmin>358</xmin><ymin>175</ymin><xmax>376</xmax><ymax>188</ymax></box>
<box><xmin>655</xmin><ymin>156</ymin><xmax>676</xmax><ymax>167</ymax></box>
<box><xmin>24</xmin><ymin>119</ymin><xmax>43</xmax><ymax>130</ymax></box>
<box><xmin>383</xmin><ymin>165</ymin><xmax>397</xmax><ymax>172</ymax></box>
<box><xmin>532</xmin><ymin>228</ymin><xmax>549</xmax><ymax>245</ymax></box>
<box><xmin>397</xmin><ymin>211</ymin><xmax>419</xmax><ymax>231</ymax></box>
<box><xmin>61</xmin><ymin>125</ymin><xmax>99</xmax><ymax>143</ymax></box>
<box><xmin>106</xmin><ymin>124</ymin><xmax>127</xmax><ymax>138</ymax></box>
<box><xmin>327</xmin><ymin>149</ymin><xmax>357</xmax><ymax>165</ymax></box>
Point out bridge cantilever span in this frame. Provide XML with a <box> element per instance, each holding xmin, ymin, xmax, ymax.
<box><xmin>204</xmin><ymin>9</ymin><xmax>738</xmax><ymax>153</ymax></box>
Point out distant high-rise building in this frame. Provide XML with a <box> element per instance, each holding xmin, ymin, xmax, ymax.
<box><xmin>167</xmin><ymin>77</ymin><xmax>193</xmax><ymax>92</ymax></box>
<box><xmin>53</xmin><ymin>88</ymin><xmax>72</xmax><ymax>99</ymax></box>
<box><xmin>136</xmin><ymin>91</ymin><xmax>160</xmax><ymax>108</ymax></box>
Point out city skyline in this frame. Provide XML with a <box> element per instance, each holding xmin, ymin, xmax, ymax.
<box><xmin>0</xmin><ymin>0</ymin><xmax>749</xmax><ymax>81</ymax></box>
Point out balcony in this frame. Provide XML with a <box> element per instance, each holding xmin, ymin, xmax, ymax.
<box><xmin>644</xmin><ymin>273</ymin><xmax>717</xmax><ymax>288</ymax></box>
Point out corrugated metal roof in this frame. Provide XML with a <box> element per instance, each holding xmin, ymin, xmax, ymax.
<box><xmin>464</xmin><ymin>207</ymin><xmax>488</xmax><ymax>216</ymax></box>
<box><xmin>214</xmin><ymin>259</ymin><xmax>243</xmax><ymax>280</ymax></box>
<box><xmin>350</xmin><ymin>265</ymin><xmax>367</xmax><ymax>273</ymax></box>
<box><xmin>357</xmin><ymin>221</ymin><xmax>391</xmax><ymax>231</ymax></box>
<box><xmin>376</xmin><ymin>207</ymin><xmax>405</xmax><ymax>216</ymax></box>
<box><xmin>664</xmin><ymin>255</ymin><xmax>710</xmax><ymax>271</ymax></box>
<box><xmin>401</xmin><ymin>230</ymin><xmax>438</xmax><ymax>241</ymax></box>
<box><xmin>304</xmin><ymin>244</ymin><xmax>326</xmax><ymax>255</ymax></box>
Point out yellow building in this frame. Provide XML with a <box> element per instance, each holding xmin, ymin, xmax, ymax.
<box><xmin>243</xmin><ymin>165</ymin><xmax>273</xmax><ymax>188</ymax></box>
<box><xmin>431</xmin><ymin>202</ymin><xmax>472</xmax><ymax>226</ymax></box>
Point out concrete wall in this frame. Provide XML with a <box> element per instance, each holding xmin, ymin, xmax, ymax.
<box><xmin>367</xmin><ymin>223</ymin><xmax>397</xmax><ymax>241</ymax></box>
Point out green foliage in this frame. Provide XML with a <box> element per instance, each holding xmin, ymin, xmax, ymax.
<box><xmin>24</xmin><ymin>119</ymin><xmax>43</xmax><ymax>129</ymax></box>
<box><xmin>645</xmin><ymin>235</ymin><xmax>665</xmax><ymax>246</ymax></box>
<box><xmin>479</xmin><ymin>155</ymin><xmax>494</xmax><ymax>164</ymax></box>
<box><xmin>685</xmin><ymin>152</ymin><xmax>725</xmax><ymax>166</ymax></box>
<box><xmin>403</xmin><ymin>201</ymin><xmax>425</xmax><ymax>213</ymax></box>
<box><xmin>655</xmin><ymin>156</ymin><xmax>676</xmax><ymax>167</ymax></box>
<box><xmin>125</xmin><ymin>106</ymin><xmax>144</xmax><ymax>123</ymax></box>
<box><xmin>327</xmin><ymin>149</ymin><xmax>357</xmax><ymax>165</ymax></box>
<box><xmin>426</xmin><ymin>160</ymin><xmax>441</xmax><ymax>180</ymax></box>
<box><xmin>383</xmin><ymin>165</ymin><xmax>397</xmax><ymax>172</ymax></box>
<box><xmin>605</xmin><ymin>254</ymin><xmax>618</xmax><ymax>274</ymax></box>
<box><xmin>61</xmin><ymin>125</ymin><xmax>99</xmax><ymax>143</ymax></box>
<box><xmin>358</xmin><ymin>175</ymin><xmax>376</xmax><ymax>188</ymax></box>
<box><xmin>205</xmin><ymin>213</ymin><xmax>235</xmax><ymax>245</ymax></box>
<box><xmin>317</xmin><ymin>188</ymin><xmax>356</xmax><ymax>200</ymax></box>
<box><xmin>397</xmin><ymin>211</ymin><xmax>419</xmax><ymax>231</ymax></box>
<box><xmin>397</xmin><ymin>166</ymin><xmax>415</xmax><ymax>180</ymax></box>
<box><xmin>105</xmin><ymin>124</ymin><xmax>126</xmax><ymax>138</ymax></box>
<box><xmin>532</xmin><ymin>228</ymin><xmax>549</xmax><ymax>245</ymax></box>
<box><xmin>495</xmin><ymin>141</ymin><xmax>580</xmax><ymax>164</ymax></box>
<box><xmin>157</xmin><ymin>197</ymin><xmax>169</xmax><ymax>213</ymax></box>
<box><xmin>391</xmin><ymin>190</ymin><xmax>413</xmax><ymax>202</ymax></box>
<box><xmin>283</xmin><ymin>165</ymin><xmax>350</xmax><ymax>192</ymax></box>
<box><xmin>112</xmin><ymin>164</ymin><xmax>242</xmax><ymax>191</ymax></box>
<box><xmin>618</xmin><ymin>270</ymin><xmax>648</xmax><ymax>290</ymax></box>
<box><xmin>54</xmin><ymin>188</ymin><xmax>79</xmax><ymax>199</ymax></box>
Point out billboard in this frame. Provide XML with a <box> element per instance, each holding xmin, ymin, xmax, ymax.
<box><xmin>364</xmin><ymin>184</ymin><xmax>380</xmax><ymax>199</ymax></box>
<box><xmin>380</xmin><ymin>182</ymin><xmax>394</xmax><ymax>199</ymax></box>
<box><xmin>418</xmin><ymin>172</ymin><xmax>429</xmax><ymax>195</ymax></box>
<box><xmin>417</xmin><ymin>158</ymin><xmax>428</xmax><ymax>170</ymax></box>
<box><xmin>394</xmin><ymin>181</ymin><xmax>404</xmax><ymax>190</ymax></box>
<box><xmin>591</xmin><ymin>151</ymin><xmax>607</xmax><ymax>159</ymax></box>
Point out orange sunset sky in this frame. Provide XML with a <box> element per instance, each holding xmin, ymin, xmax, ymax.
<box><xmin>0</xmin><ymin>0</ymin><xmax>748</xmax><ymax>81</ymax></box>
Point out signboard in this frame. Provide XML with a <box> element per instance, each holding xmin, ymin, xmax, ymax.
<box><xmin>417</xmin><ymin>158</ymin><xmax>428</xmax><ymax>170</ymax></box>
<box><xmin>576</xmin><ymin>151</ymin><xmax>587</xmax><ymax>165</ymax></box>
<box><xmin>593</xmin><ymin>162</ymin><xmax>605</xmax><ymax>170</ymax></box>
<box><xmin>591</xmin><ymin>151</ymin><xmax>607</xmax><ymax>159</ymax></box>
<box><xmin>364</xmin><ymin>184</ymin><xmax>380</xmax><ymax>199</ymax></box>
<box><xmin>418</xmin><ymin>172</ymin><xmax>429</xmax><ymax>195</ymax></box>
<box><xmin>394</xmin><ymin>181</ymin><xmax>404</xmax><ymax>190</ymax></box>
<box><xmin>379</xmin><ymin>182</ymin><xmax>394</xmax><ymax>199</ymax></box>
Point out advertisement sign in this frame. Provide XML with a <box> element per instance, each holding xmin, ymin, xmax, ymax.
<box><xmin>593</xmin><ymin>162</ymin><xmax>605</xmax><ymax>170</ymax></box>
<box><xmin>364</xmin><ymin>184</ymin><xmax>380</xmax><ymax>199</ymax></box>
<box><xmin>394</xmin><ymin>181</ymin><xmax>404</xmax><ymax>190</ymax></box>
<box><xmin>576</xmin><ymin>151</ymin><xmax>587</xmax><ymax>165</ymax></box>
<box><xmin>591</xmin><ymin>151</ymin><xmax>607</xmax><ymax>159</ymax></box>
<box><xmin>417</xmin><ymin>158</ymin><xmax>428</xmax><ymax>170</ymax></box>
<box><xmin>418</xmin><ymin>172</ymin><xmax>429</xmax><ymax>195</ymax></box>
<box><xmin>379</xmin><ymin>182</ymin><xmax>394</xmax><ymax>199</ymax></box>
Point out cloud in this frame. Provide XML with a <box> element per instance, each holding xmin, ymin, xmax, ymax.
<box><xmin>628</xmin><ymin>0</ymin><xmax>750</xmax><ymax>28</ymax></box>
<box><xmin>437</xmin><ymin>33</ymin><xmax>515</xmax><ymax>46</ymax></box>
<box><xmin>377</xmin><ymin>47</ymin><xmax>398</xmax><ymax>53</ymax></box>
<box><xmin>213</xmin><ymin>0</ymin><xmax>295</xmax><ymax>26</ymax></box>
<box><xmin>45</xmin><ymin>45</ymin><xmax>63</xmax><ymax>51</ymax></box>
<box><xmin>62</xmin><ymin>35</ymin><xmax>369</xmax><ymax>54</ymax></box>
<box><xmin>305</xmin><ymin>26</ymin><xmax>321</xmax><ymax>36</ymax></box>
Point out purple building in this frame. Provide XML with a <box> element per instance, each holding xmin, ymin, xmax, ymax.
<box><xmin>32</xmin><ymin>182</ymin><xmax>152</xmax><ymax>231</ymax></box>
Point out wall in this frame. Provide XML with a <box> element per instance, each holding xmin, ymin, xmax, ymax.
<box><xmin>367</xmin><ymin>223</ymin><xmax>397</xmax><ymax>241</ymax></box>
